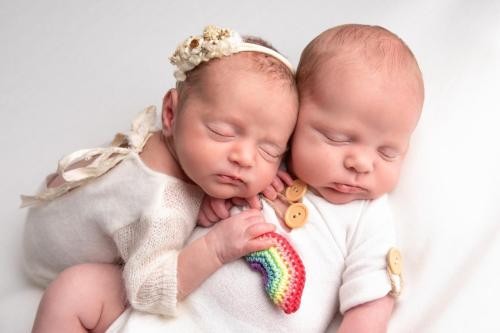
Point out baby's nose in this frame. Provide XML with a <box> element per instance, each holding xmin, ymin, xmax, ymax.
<box><xmin>344</xmin><ymin>151</ymin><xmax>374</xmax><ymax>174</ymax></box>
<box><xmin>228</xmin><ymin>142</ymin><xmax>255</xmax><ymax>167</ymax></box>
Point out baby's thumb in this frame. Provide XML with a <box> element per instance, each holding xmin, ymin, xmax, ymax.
<box><xmin>246</xmin><ymin>237</ymin><xmax>276</xmax><ymax>254</ymax></box>
<box><xmin>246</xmin><ymin>195</ymin><xmax>262</xmax><ymax>209</ymax></box>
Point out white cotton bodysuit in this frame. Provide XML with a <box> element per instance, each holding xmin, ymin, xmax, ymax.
<box><xmin>108</xmin><ymin>192</ymin><xmax>397</xmax><ymax>333</ymax></box>
<box><xmin>23</xmin><ymin>152</ymin><xmax>204</xmax><ymax>316</ymax></box>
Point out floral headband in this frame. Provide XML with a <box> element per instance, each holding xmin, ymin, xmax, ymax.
<box><xmin>169</xmin><ymin>25</ymin><xmax>294</xmax><ymax>81</ymax></box>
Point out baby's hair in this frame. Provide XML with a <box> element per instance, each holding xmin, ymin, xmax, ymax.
<box><xmin>177</xmin><ymin>35</ymin><xmax>296</xmax><ymax>101</ymax></box>
<box><xmin>296</xmin><ymin>24</ymin><xmax>423</xmax><ymax>97</ymax></box>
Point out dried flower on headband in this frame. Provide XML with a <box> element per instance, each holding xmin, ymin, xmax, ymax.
<box><xmin>169</xmin><ymin>25</ymin><xmax>294</xmax><ymax>81</ymax></box>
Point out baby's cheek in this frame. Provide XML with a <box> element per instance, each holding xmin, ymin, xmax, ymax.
<box><xmin>378</xmin><ymin>165</ymin><xmax>401</xmax><ymax>195</ymax></box>
<box><xmin>259</xmin><ymin>165</ymin><xmax>279</xmax><ymax>189</ymax></box>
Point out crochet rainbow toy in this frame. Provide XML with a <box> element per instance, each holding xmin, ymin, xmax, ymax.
<box><xmin>245</xmin><ymin>232</ymin><xmax>306</xmax><ymax>314</ymax></box>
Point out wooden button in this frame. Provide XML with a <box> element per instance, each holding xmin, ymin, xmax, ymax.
<box><xmin>285</xmin><ymin>180</ymin><xmax>307</xmax><ymax>202</ymax></box>
<box><xmin>284</xmin><ymin>203</ymin><xmax>308</xmax><ymax>228</ymax></box>
<box><xmin>387</xmin><ymin>247</ymin><xmax>403</xmax><ymax>275</ymax></box>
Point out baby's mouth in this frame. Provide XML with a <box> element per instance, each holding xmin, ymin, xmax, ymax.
<box><xmin>330</xmin><ymin>182</ymin><xmax>367</xmax><ymax>194</ymax></box>
<box><xmin>217</xmin><ymin>174</ymin><xmax>244</xmax><ymax>185</ymax></box>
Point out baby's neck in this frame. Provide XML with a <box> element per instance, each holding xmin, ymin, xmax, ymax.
<box><xmin>140</xmin><ymin>131</ymin><xmax>191</xmax><ymax>182</ymax></box>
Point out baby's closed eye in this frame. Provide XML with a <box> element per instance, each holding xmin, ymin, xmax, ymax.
<box><xmin>378</xmin><ymin>147</ymin><xmax>400</xmax><ymax>160</ymax></box>
<box><xmin>206</xmin><ymin>123</ymin><xmax>236</xmax><ymax>139</ymax></box>
<box><xmin>258</xmin><ymin>144</ymin><xmax>284</xmax><ymax>161</ymax></box>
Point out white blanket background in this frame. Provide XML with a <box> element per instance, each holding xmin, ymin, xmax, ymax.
<box><xmin>1</xmin><ymin>1</ymin><xmax>499</xmax><ymax>332</ymax></box>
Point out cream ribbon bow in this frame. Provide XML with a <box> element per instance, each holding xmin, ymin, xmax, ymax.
<box><xmin>20</xmin><ymin>106</ymin><xmax>158</xmax><ymax>208</ymax></box>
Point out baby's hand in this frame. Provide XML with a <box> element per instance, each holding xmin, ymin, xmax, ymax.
<box><xmin>197</xmin><ymin>195</ymin><xmax>262</xmax><ymax>227</ymax></box>
<box><xmin>205</xmin><ymin>209</ymin><xmax>276</xmax><ymax>265</ymax></box>
<box><xmin>197</xmin><ymin>196</ymin><xmax>232</xmax><ymax>227</ymax></box>
<box><xmin>262</xmin><ymin>169</ymin><xmax>293</xmax><ymax>200</ymax></box>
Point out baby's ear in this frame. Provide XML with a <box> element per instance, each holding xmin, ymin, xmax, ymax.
<box><xmin>162</xmin><ymin>88</ymin><xmax>179</xmax><ymax>136</ymax></box>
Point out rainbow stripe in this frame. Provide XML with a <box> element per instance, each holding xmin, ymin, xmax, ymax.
<box><xmin>245</xmin><ymin>232</ymin><xmax>306</xmax><ymax>314</ymax></box>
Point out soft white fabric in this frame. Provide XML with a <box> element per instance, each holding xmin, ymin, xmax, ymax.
<box><xmin>108</xmin><ymin>193</ymin><xmax>396</xmax><ymax>333</ymax></box>
<box><xmin>23</xmin><ymin>153</ymin><xmax>203</xmax><ymax>315</ymax></box>
<box><xmin>2</xmin><ymin>1</ymin><xmax>500</xmax><ymax>333</ymax></box>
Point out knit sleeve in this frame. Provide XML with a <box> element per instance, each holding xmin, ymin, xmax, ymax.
<box><xmin>112</xmin><ymin>182</ymin><xmax>202</xmax><ymax>316</ymax></box>
<box><xmin>338</xmin><ymin>195</ymin><xmax>396</xmax><ymax>314</ymax></box>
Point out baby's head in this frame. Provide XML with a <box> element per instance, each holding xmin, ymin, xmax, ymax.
<box><xmin>163</xmin><ymin>26</ymin><xmax>298</xmax><ymax>199</ymax></box>
<box><xmin>290</xmin><ymin>24</ymin><xmax>424</xmax><ymax>204</ymax></box>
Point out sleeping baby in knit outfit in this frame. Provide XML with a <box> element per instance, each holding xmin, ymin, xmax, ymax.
<box><xmin>22</xmin><ymin>25</ymin><xmax>299</xmax><ymax>332</ymax></box>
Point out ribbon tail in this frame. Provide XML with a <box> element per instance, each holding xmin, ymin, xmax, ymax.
<box><xmin>20</xmin><ymin>106</ymin><xmax>158</xmax><ymax>208</ymax></box>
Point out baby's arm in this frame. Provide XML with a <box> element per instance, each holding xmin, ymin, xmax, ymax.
<box><xmin>31</xmin><ymin>210</ymin><xmax>274</xmax><ymax>331</ymax></box>
<box><xmin>338</xmin><ymin>196</ymin><xmax>398</xmax><ymax>330</ymax></box>
<box><xmin>338</xmin><ymin>296</ymin><xmax>394</xmax><ymax>333</ymax></box>
<box><xmin>119</xmin><ymin>208</ymin><xmax>275</xmax><ymax>316</ymax></box>
<box><xmin>177</xmin><ymin>209</ymin><xmax>275</xmax><ymax>300</ymax></box>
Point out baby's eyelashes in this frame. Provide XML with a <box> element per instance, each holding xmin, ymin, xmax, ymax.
<box><xmin>258</xmin><ymin>144</ymin><xmax>284</xmax><ymax>161</ymax></box>
<box><xmin>324</xmin><ymin>132</ymin><xmax>351</xmax><ymax>144</ymax></box>
<box><xmin>378</xmin><ymin>147</ymin><xmax>400</xmax><ymax>160</ymax></box>
<box><xmin>207</xmin><ymin>124</ymin><xmax>236</xmax><ymax>138</ymax></box>
<box><xmin>206</xmin><ymin>122</ymin><xmax>284</xmax><ymax>162</ymax></box>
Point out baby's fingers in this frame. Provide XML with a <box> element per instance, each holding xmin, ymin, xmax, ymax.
<box><xmin>197</xmin><ymin>211</ymin><xmax>213</xmax><ymax>227</ymax></box>
<box><xmin>245</xmin><ymin>222</ymin><xmax>276</xmax><ymax>239</ymax></box>
<box><xmin>245</xmin><ymin>196</ymin><xmax>262</xmax><ymax>209</ymax></box>
<box><xmin>262</xmin><ymin>171</ymin><xmax>291</xmax><ymax>200</ymax></box>
<box><xmin>246</xmin><ymin>237</ymin><xmax>276</xmax><ymax>253</ymax></box>
<box><xmin>271</xmin><ymin>176</ymin><xmax>285</xmax><ymax>193</ymax></box>
<box><xmin>277</xmin><ymin>169</ymin><xmax>294</xmax><ymax>186</ymax></box>
<box><xmin>231</xmin><ymin>197</ymin><xmax>248</xmax><ymax>207</ymax></box>
<box><xmin>203</xmin><ymin>204</ymin><xmax>220</xmax><ymax>223</ymax></box>
<box><xmin>262</xmin><ymin>185</ymin><xmax>278</xmax><ymax>200</ymax></box>
<box><xmin>210</xmin><ymin>198</ymin><xmax>230</xmax><ymax>220</ymax></box>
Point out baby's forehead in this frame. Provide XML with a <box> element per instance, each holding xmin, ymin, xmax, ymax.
<box><xmin>297</xmin><ymin>25</ymin><xmax>424</xmax><ymax>97</ymax></box>
<box><xmin>299</xmin><ymin>54</ymin><xmax>424</xmax><ymax>122</ymax></box>
<box><xmin>189</xmin><ymin>52</ymin><xmax>296</xmax><ymax>91</ymax></box>
<box><xmin>298</xmin><ymin>65</ymin><xmax>422</xmax><ymax>136</ymax></box>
